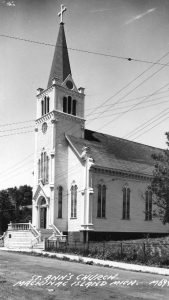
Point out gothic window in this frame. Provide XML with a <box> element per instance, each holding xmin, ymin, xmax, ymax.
<box><xmin>68</xmin><ymin>96</ymin><xmax>72</xmax><ymax>114</ymax></box>
<box><xmin>97</xmin><ymin>184</ymin><xmax>106</xmax><ymax>218</ymax></box>
<box><xmin>47</xmin><ymin>97</ymin><xmax>50</xmax><ymax>113</ymax></box>
<box><xmin>62</xmin><ymin>96</ymin><xmax>77</xmax><ymax>116</ymax></box>
<box><xmin>41</xmin><ymin>100</ymin><xmax>44</xmax><ymax>116</ymax></box>
<box><xmin>38</xmin><ymin>151</ymin><xmax>49</xmax><ymax>184</ymax></box>
<box><xmin>145</xmin><ymin>189</ymin><xmax>152</xmax><ymax>221</ymax></box>
<box><xmin>63</xmin><ymin>97</ymin><xmax>67</xmax><ymax>113</ymax></box>
<box><xmin>72</xmin><ymin>100</ymin><xmax>76</xmax><ymax>115</ymax></box>
<box><xmin>38</xmin><ymin>159</ymin><xmax>40</xmax><ymax>180</ymax></box>
<box><xmin>122</xmin><ymin>185</ymin><xmax>130</xmax><ymax>220</ymax></box>
<box><xmin>58</xmin><ymin>186</ymin><xmax>63</xmax><ymax>218</ymax></box>
<box><xmin>71</xmin><ymin>184</ymin><xmax>77</xmax><ymax>218</ymax></box>
<box><xmin>44</xmin><ymin>97</ymin><xmax>47</xmax><ymax>114</ymax></box>
<box><xmin>41</xmin><ymin>97</ymin><xmax>50</xmax><ymax>116</ymax></box>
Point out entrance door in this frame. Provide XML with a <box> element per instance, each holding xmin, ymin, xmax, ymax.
<box><xmin>40</xmin><ymin>207</ymin><xmax>47</xmax><ymax>229</ymax></box>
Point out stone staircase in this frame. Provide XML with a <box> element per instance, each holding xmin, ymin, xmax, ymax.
<box><xmin>38</xmin><ymin>228</ymin><xmax>53</xmax><ymax>241</ymax></box>
<box><xmin>3</xmin><ymin>222</ymin><xmax>66</xmax><ymax>249</ymax></box>
<box><xmin>32</xmin><ymin>240</ymin><xmax>45</xmax><ymax>249</ymax></box>
<box><xmin>4</xmin><ymin>229</ymin><xmax>34</xmax><ymax>249</ymax></box>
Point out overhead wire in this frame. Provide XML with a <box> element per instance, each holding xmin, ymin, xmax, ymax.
<box><xmin>1</xmin><ymin>33</ymin><xmax>169</xmax><ymax>67</ymax></box>
<box><xmin>85</xmin><ymin>89</ymin><xmax>169</xmax><ymax>112</ymax></box>
<box><xmin>96</xmin><ymin>79</ymin><xmax>169</xmax><ymax>131</ymax></box>
<box><xmin>87</xmin><ymin>98</ymin><xmax>169</xmax><ymax>121</ymax></box>
<box><xmin>132</xmin><ymin>113</ymin><xmax>169</xmax><ymax>141</ymax></box>
<box><xmin>1</xmin><ymin>34</ymin><xmax>169</xmax><ymax>185</ymax></box>
<box><xmin>123</xmin><ymin>108</ymin><xmax>169</xmax><ymax>139</ymax></box>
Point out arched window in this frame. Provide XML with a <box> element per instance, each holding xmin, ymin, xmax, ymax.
<box><xmin>71</xmin><ymin>184</ymin><xmax>77</xmax><ymax>218</ymax></box>
<box><xmin>47</xmin><ymin>97</ymin><xmax>50</xmax><ymax>113</ymax></box>
<box><xmin>72</xmin><ymin>100</ymin><xmax>76</xmax><ymax>115</ymax></box>
<box><xmin>44</xmin><ymin>97</ymin><xmax>47</xmax><ymax>114</ymax></box>
<box><xmin>41</xmin><ymin>100</ymin><xmax>44</xmax><ymax>116</ymax></box>
<box><xmin>39</xmin><ymin>151</ymin><xmax>49</xmax><ymax>185</ymax></box>
<box><xmin>68</xmin><ymin>96</ymin><xmax>72</xmax><ymax>114</ymax></box>
<box><xmin>41</xmin><ymin>96</ymin><xmax>50</xmax><ymax>116</ymax></box>
<box><xmin>63</xmin><ymin>97</ymin><xmax>67</xmax><ymax>113</ymax></box>
<box><xmin>41</xmin><ymin>198</ymin><xmax>46</xmax><ymax>205</ymax></box>
<box><xmin>58</xmin><ymin>186</ymin><xmax>63</xmax><ymax>218</ymax></box>
<box><xmin>122</xmin><ymin>185</ymin><xmax>130</xmax><ymax>220</ymax></box>
<box><xmin>97</xmin><ymin>184</ymin><xmax>106</xmax><ymax>218</ymax></box>
<box><xmin>38</xmin><ymin>159</ymin><xmax>40</xmax><ymax>180</ymax></box>
<box><xmin>63</xmin><ymin>96</ymin><xmax>77</xmax><ymax>116</ymax></box>
<box><xmin>145</xmin><ymin>189</ymin><xmax>152</xmax><ymax>221</ymax></box>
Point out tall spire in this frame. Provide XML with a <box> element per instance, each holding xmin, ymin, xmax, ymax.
<box><xmin>47</xmin><ymin>5</ymin><xmax>71</xmax><ymax>88</ymax></box>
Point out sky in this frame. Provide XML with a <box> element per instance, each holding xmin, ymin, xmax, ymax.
<box><xmin>1</xmin><ymin>0</ymin><xmax>169</xmax><ymax>189</ymax></box>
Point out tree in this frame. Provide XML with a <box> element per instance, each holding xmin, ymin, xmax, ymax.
<box><xmin>0</xmin><ymin>185</ymin><xmax>32</xmax><ymax>233</ymax></box>
<box><xmin>0</xmin><ymin>190</ymin><xmax>15</xmax><ymax>233</ymax></box>
<box><xmin>151</xmin><ymin>132</ymin><xmax>169</xmax><ymax>224</ymax></box>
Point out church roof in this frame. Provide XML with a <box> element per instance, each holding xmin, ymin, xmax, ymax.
<box><xmin>67</xmin><ymin>129</ymin><xmax>163</xmax><ymax>176</ymax></box>
<box><xmin>47</xmin><ymin>23</ymin><xmax>71</xmax><ymax>88</ymax></box>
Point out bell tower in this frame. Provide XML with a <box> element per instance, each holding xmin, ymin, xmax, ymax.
<box><xmin>32</xmin><ymin>4</ymin><xmax>85</xmax><ymax>232</ymax></box>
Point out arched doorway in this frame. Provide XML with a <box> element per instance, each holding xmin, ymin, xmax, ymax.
<box><xmin>39</xmin><ymin>197</ymin><xmax>47</xmax><ymax>229</ymax></box>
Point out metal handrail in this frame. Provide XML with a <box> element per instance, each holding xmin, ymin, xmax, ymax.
<box><xmin>0</xmin><ymin>232</ymin><xmax>6</xmax><ymax>240</ymax></box>
<box><xmin>29</xmin><ymin>223</ymin><xmax>41</xmax><ymax>246</ymax></box>
<box><xmin>29</xmin><ymin>222</ymin><xmax>40</xmax><ymax>237</ymax></box>
<box><xmin>49</xmin><ymin>224</ymin><xmax>62</xmax><ymax>236</ymax></box>
<box><xmin>49</xmin><ymin>224</ymin><xmax>67</xmax><ymax>241</ymax></box>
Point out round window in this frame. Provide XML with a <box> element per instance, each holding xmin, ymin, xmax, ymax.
<box><xmin>42</xmin><ymin>122</ymin><xmax>47</xmax><ymax>134</ymax></box>
<box><xmin>66</xmin><ymin>80</ymin><xmax>73</xmax><ymax>90</ymax></box>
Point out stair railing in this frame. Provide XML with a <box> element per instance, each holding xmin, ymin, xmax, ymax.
<box><xmin>0</xmin><ymin>232</ymin><xmax>6</xmax><ymax>246</ymax></box>
<box><xmin>49</xmin><ymin>224</ymin><xmax>62</xmax><ymax>235</ymax></box>
<box><xmin>49</xmin><ymin>224</ymin><xmax>67</xmax><ymax>242</ymax></box>
<box><xmin>29</xmin><ymin>223</ymin><xmax>41</xmax><ymax>246</ymax></box>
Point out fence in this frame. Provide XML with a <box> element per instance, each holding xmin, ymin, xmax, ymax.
<box><xmin>45</xmin><ymin>239</ymin><xmax>169</xmax><ymax>263</ymax></box>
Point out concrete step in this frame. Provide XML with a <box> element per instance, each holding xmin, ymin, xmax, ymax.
<box><xmin>33</xmin><ymin>241</ymin><xmax>44</xmax><ymax>249</ymax></box>
<box><xmin>38</xmin><ymin>229</ymin><xmax>53</xmax><ymax>241</ymax></box>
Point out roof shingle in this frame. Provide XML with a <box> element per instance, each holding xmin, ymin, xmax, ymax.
<box><xmin>67</xmin><ymin>129</ymin><xmax>163</xmax><ymax>176</ymax></box>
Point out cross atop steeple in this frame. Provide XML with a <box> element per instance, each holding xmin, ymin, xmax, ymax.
<box><xmin>58</xmin><ymin>4</ymin><xmax>67</xmax><ymax>23</ymax></box>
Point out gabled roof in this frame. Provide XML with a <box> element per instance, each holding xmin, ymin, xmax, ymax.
<box><xmin>47</xmin><ymin>23</ymin><xmax>71</xmax><ymax>88</ymax></box>
<box><xmin>67</xmin><ymin>129</ymin><xmax>163</xmax><ymax>176</ymax></box>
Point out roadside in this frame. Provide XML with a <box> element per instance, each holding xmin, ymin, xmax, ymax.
<box><xmin>1</xmin><ymin>247</ymin><xmax>169</xmax><ymax>276</ymax></box>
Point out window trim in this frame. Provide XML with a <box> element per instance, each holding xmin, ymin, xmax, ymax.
<box><xmin>145</xmin><ymin>189</ymin><xmax>153</xmax><ymax>221</ymax></box>
<box><xmin>71</xmin><ymin>184</ymin><xmax>77</xmax><ymax>218</ymax></box>
<box><xmin>122</xmin><ymin>185</ymin><xmax>130</xmax><ymax>220</ymax></box>
<box><xmin>62</xmin><ymin>96</ymin><xmax>77</xmax><ymax>116</ymax></box>
<box><xmin>38</xmin><ymin>151</ymin><xmax>49</xmax><ymax>185</ymax></box>
<box><xmin>97</xmin><ymin>184</ymin><xmax>106</xmax><ymax>218</ymax></box>
<box><xmin>58</xmin><ymin>186</ymin><xmax>63</xmax><ymax>218</ymax></box>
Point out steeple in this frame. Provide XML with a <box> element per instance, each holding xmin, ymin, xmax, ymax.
<box><xmin>47</xmin><ymin>6</ymin><xmax>71</xmax><ymax>88</ymax></box>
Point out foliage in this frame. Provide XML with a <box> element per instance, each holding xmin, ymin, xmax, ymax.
<box><xmin>45</xmin><ymin>237</ymin><xmax>169</xmax><ymax>267</ymax></box>
<box><xmin>0</xmin><ymin>185</ymin><xmax>32</xmax><ymax>233</ymax></box>
<box><xmin>151</xmin><ymin>132</ymin><xmax>169</xmax><ymax>224</ymax></box>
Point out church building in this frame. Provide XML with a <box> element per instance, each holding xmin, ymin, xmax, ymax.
<box><xmin>31</xmin><ymin>5</ymin><xmax>169</xmax><ymax>243</ymax></box>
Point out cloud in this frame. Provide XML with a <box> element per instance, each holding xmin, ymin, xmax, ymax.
<box><xmin>0</xmin><ymin>0</ymin><xmax>16</xmax><ymax>7</ymax></box>
<box><xmin>90</xmin><ymin>8</ymin><xmax>111</xmax><ymax>13</ymax></box>
<box><xmin>125</xmin><ymin>7</ymin><xmax>156</xmax><ymax>25</ymax></box>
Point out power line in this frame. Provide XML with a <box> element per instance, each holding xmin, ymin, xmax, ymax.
<box><xmin>123</xmin><ymin>108</ymin><xmax>169</xmax><ymax>139</ymax></box>
<box><xmin>0</xmin><ymin>119</ymin><xmax>34</xmax><ymax>128</ymax></box>
<box><xmin>0</xmin><ymin>130</ymin><xmax>34</xmax><ymax>138</ymax></box>
<box><xmin>1</xmin><ymin>33</ymin><xmax>169</xmax><ymax>67</ymax></box>
<box><xmin>0</xmin><ymin>153</ymin><xmax>34</xmax><ymax>176</ymax></box>
<box><xmin>86</xmin><ymin>51</ymin><xmax>169</xmax><ymax>121</ymax></box>
<box><xmin>0</xmin><ymin>125</ymin><xmax>34</xmax><ymax>133</ymax></box>
<box><xmin>130</xmin><ymin>109</ymin><xmax>169</xmax><ymax>139</ymax></box>
<box><xmin>85</xmin><ymin>89</ymin><xmax>169</xmax><ymax>112</ymax></box>
<box><xmin>0</xmin><ymin>94</ymin><xmax>168</xmax><ymax>134</ymax></box>
<box><xmin>96</xmin><ymin>79</ymin><xmax>169</xmax><ymax>131</ymax></box>
<box><xmin>132</xmin><ymin>114</ymin><xmax>169</xmax><ymax>141</ymax></box>
<box><xmin>87</xmin><ymin>98</ymin><xmax>169</xmax><ymax>121</ymax></box>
